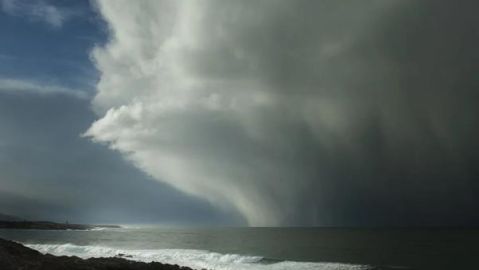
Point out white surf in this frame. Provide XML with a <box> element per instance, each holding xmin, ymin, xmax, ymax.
<box><xmin>26</xmin><ymin>243</ymin><xmax>371</xmax><ymax>270</ymax></box>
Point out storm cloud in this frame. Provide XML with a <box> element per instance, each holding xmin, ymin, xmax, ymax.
<box><xmin>85</xmin><ymin>0</ymin><xmax>479</xmax><ymax>226</ymax></box>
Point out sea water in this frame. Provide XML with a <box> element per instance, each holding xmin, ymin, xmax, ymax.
<box><xmin>1</xmin><ymin>227</ymin><xmax>477</xmax><ymax>269</ymax></box>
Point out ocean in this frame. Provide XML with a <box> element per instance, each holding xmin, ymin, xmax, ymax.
<box><xmin>0</xmin><ymin>227</ymin><xmax>477</xmax><ymax>270</ymax></box>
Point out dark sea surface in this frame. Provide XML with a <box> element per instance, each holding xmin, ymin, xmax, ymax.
<box><xmin>0</xmin><ymin>227</ymin><xmax>477</xmax><ymax>269</ymax></box>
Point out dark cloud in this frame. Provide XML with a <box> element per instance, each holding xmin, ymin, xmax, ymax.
<box><xmin>310</xmin><ymin>0</ymin><xmax>479</xmax><ymax>226</ymax></box>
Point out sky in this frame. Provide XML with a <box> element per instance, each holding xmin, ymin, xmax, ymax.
<box><xmin>1</xmin><ymin>0</ymin><xmax>478</xmax><ymax>227</ymax></box>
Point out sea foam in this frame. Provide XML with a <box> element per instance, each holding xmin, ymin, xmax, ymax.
<box><xmin>26</xmin><ymin>243</ymin><xmax>370</xmax><ymax>270</ymax></box>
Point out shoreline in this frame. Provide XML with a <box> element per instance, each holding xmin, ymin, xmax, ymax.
<box><xmin>0</xmin><ymin>237</ymin><xmax>194</xmax><ymax>270</ymax></box>
<box><xmin>0</xmin><ymin>221</ymin><xmax>120</xmax><ymax>230</ymax></box>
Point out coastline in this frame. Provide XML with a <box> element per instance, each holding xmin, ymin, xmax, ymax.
<box><xmin>0</xmin><ymin>237</ymin><xmax>194</xmax><ymax>270</ymax></box>
<box><xmin>0</xmin><ymin>221</ymin><xmax>120</xmax><ymax>230</ymax></box>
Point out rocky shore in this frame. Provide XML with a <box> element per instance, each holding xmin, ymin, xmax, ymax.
<box><xmin>0</xmin><ymin>238</ymin><xmax>194</xmax><ymax>270</ymax></box>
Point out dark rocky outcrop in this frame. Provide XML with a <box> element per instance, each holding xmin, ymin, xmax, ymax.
<box><xmin>0</xmin><ymin>238</ymin><xmax>194</xmax><ymax>270</ymax></box>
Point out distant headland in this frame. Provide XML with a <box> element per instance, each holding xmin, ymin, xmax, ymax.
<box><xmin>0</xmin><ymin>214</ymin><xmax>120</xmax><ymax>230</ymax></box>
<box><xmin>0</xmin><ymin>220</ymin><xmax>121</xmax><ymax>230</ymax></box>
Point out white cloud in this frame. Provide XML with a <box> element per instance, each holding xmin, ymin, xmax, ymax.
<box><xmin>1</xmin><ymin>0</ymin><xmax>66</xmax><ymax>28</ymax></box>
<box><xmin>0</xmin><ymin>78</ymin><xmax>89</xmax><ymax>99</ymax></box>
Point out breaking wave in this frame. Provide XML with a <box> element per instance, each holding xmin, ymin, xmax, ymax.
<box><xmin>26</xmin><ymin>243</ymin><xmax>371</xmax><ymax>270</ymax></box>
